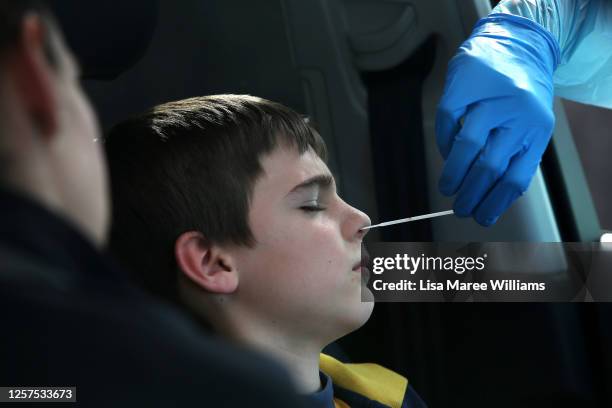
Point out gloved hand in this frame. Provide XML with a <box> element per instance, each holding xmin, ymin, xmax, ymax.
<box><xmin>436</xmin><ymin>13</ymin><xmax>560</xmax><ymax>226</ymax></box>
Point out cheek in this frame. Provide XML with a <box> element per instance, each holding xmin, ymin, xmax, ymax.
<box><xmin>74</xmin><ymin>88</ymin><xmax>100</xmax><ymax>141</ymax></box>
<box><xmin>256</xmin><ymin>219</ymin><xmax>346</xmax><ymax>288</ymax></box>
<box><xmin>70</xmin><ymin>89</ymin><xmax>106</xmax><ymax>181</ymax></box>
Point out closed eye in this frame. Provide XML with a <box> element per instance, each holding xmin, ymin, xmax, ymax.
<box><xmin>300</xmin><ymin>203</ymin><xmax>326</xmax><ymax>212</ymax></box>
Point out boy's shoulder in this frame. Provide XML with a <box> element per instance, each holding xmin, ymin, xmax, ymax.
<box><xmin>320</xmin><ymin>353</ymin><xmax>427</xmax><ymax>408</ymax></box>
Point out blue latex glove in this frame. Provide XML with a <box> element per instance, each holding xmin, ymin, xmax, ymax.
<box><xmin>436</xmin><ymin>13</ymin><xmax>560</xmax><ymax>226</ymax></box>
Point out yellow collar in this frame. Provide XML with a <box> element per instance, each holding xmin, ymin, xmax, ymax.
<box><xmin>320</xmin><ymin>353</ymin><xmax>408</xmax><ymax>408</ymax></box>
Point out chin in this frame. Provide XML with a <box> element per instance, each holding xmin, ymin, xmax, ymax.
<box><xmin>356</xmin><ymin>299</ymin><xmax>375</xmax><ymax>328</ymax></box>
<box><xmin>339</xmin><ymin>300</ymin><xmax>374</xmax><ymax>337</ymax></box>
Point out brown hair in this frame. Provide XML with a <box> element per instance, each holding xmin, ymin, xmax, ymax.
<box><xmin>104</xmin><ymin>94</ymin><xmax>327</xmax><ymax>300</ymax></box>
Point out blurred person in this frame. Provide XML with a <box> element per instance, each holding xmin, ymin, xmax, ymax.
<box><xmin>0</xmin><ymin>2</ymin><xmax>303</xmax><ymax>406</ymax></box>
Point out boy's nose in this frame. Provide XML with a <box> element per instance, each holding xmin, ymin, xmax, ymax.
<box><xmin>339</xmin><ymin>198</ymin><xmax>371</xmax><ymax>241</ymax></box>
<box><xmin>354</xmin><ymin>211</ymin><xmax>371</xmax><ymax>241</ymax></box>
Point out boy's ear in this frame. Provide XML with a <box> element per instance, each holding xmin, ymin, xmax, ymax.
<box><xmin>9</xmin><ymin>14</ymin><xmax>58</xmax><ymax>137</ymax></box>
<box><xmin>175</xmin><ymin>231</ymin><xmax>239</xmax><ymax>294</ymax></box>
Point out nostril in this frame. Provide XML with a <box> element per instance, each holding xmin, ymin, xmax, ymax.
<box><xmin>348</xmin><ymin>207</ymin><xmax>370</xmax><ymax>240</ymax></box>
<box><xmin>357</xmin><ymin>225</ymin><xmax>369</xmax><ymax>240</ymax></box>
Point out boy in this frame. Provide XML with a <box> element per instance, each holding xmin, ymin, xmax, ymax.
<box><xmin>105</xmin><ymin>94</ymin><xmax>426</xmax><ymax>407</ymax></box>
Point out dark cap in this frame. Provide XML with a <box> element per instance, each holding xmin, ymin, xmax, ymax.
<box><xmin>47</xmin><ymin>0</ymin><xmax>158</xmax><ymax>80</ymax></box>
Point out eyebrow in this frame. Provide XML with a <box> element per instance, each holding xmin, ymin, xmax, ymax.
<box><xmin>287</xmin><ymin>174</ymin><xmax>334</xmax><ymax>195</ymax></box>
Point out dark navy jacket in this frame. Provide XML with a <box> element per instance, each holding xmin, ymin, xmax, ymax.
<box><xmin>0</xmin><ymin>187</ymin><xmax>303</xmax><ymax>407</ymax></box>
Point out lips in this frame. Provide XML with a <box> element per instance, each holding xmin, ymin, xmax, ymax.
<box><xmin>360</xmin><ymin>265</ymin><xmax>371</xmax><ymax>286</ymax></box>
<box><xmin>352</xmin><ymin>245</ymin><xmax>371</xmax><ymax>271</ymax></box>
<box><xmin>352</xmin><ymin>257</ymin><xmax>367</xmax><ymax>271</ymax></box>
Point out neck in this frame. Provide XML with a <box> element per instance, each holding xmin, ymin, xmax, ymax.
<box><xmin>249</xmin><ymin>335</ymin><xmax>322</xmax><ymax>394</ymax></box>
<box><xmin>215</xmin><ymin>309</ymin><xmax>325</xmax><ymax>394</ymax></box>
<box><xmin>0</xmin><ymin>101</ymin><xmax>69</xmax><ymax>243</ymax></box>
<box><xmin>0</xmin><ymin>119</ymin><xmax>105</xmax><ymax>249</ymax></box>
<box><xmin>1</xmin><ymin>144</ymin><xmax>64</xmax><ymax>226</ymax></box>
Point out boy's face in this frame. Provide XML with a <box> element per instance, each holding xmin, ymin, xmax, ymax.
<box><xmin>230</xmin><ymin>145</ymin><xmax>372</xmax><ymax>343</ymax></box>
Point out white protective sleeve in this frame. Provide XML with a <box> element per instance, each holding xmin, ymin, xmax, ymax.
<box><xmin>494</xmin><ymin>0</ymin><xmax>612</xmax><ymax>108</ymax></box>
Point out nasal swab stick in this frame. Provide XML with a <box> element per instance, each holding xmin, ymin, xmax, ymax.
<box><xmin>361</xmin><ymin>210</ymin><xmax>454</xmax><ymax>230</ymax></box>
